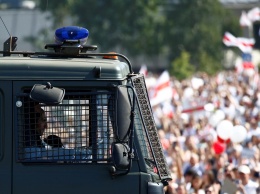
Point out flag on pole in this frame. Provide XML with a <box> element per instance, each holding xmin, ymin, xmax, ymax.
<box><xmin>247</xmin><ymin>7</ymin><xmax>260</xmax><ymax>22</ymax></box>
<box><xmin>223</xmin><ymin>32</ymin><xmax>255</xmax><ymax>53</ymax></box>
<box><xmin>223</xmin><ymin>32</ymin><xmax>237</xmax><ymax>47</ymax></box>
<box><xmin>150</xmin><ymin>71</ymin><xmax>173</xmax><ymax>107</ymax></box>
<box><xmin>240</xmin><ymin>11</ymin><xmax>252</xmax><ymax>27</ymax></box>
<box><xmin>162</xmin><ymin>101</ymin><xmax>175</xmax><ymax>119</ymax></box>
<box><xmin>139</xmin><ymin>64</ymin><xmax>148</xmax><ymax>77</ymax></box>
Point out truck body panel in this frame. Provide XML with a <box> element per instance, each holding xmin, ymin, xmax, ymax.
<box><xmin>0</xmin><ymin>28</ymin><xmax>171</xmax><ymax>193</ymax></box>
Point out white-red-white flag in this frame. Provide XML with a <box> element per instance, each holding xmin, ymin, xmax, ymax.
<box><xmin>223</xmin><ymin>32</ymin><xmax>237</xmax><ymax>47</ymax></box>
<box><xmin>139</xmin><ymin>64</ymin><xmax>148</xmax><ymax>77</ymax></box>
<box><xmin>162</xmin><ymin>101</ymin><xmax>175</xmax><ymax>119</ymax></box>
<box><xmin>240</xmin><ymin>11</ymin><xmax>252</xmax><ymax>27</ymax></box>
<box><xmin>247</xmin><ymin>7</ymin><xmax>260</xmax><ymax>22</ymax></box>
<box><xmin>223</xmin><ymin>32</ymin><xmax>255</xmax><ymax>53</ymax></box>
<box><xmin>150</xmin><ymin>71</ymin><xmax>173</xmax><ymax>107</ymax></box>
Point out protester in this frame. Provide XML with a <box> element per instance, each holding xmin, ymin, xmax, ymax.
<box><xmin>236</xmin><ymin>165</ymin><xmax>259</xmax><ymax>194</ymax></box>
<box><xmin>145</xmin><ymin>68</ymin><xmax>260</xmax><ymax>194</ymax></box>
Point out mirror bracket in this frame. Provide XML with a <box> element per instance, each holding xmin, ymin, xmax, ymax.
<box><xmin>110</xmin><ymin>142</ymin><xmax>132</xmax><ymax>178</ymax></box>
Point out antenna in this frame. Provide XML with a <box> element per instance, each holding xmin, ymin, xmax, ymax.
<box><xmin>0</xmin><ymin>16</ymin><xmax>11</xmax><ymax>37</ymax></box>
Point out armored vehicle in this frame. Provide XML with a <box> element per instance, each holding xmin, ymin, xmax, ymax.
<box><xmin>0</xmin><ymin>26</ymin><xmax>171</xmax><ymax>194</ymax></box>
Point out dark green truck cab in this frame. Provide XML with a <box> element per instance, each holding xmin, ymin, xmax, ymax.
<box><xmin>0</xmin><ymin>26</ymin><xmax>171</xmax><ymax>194</ymax></box>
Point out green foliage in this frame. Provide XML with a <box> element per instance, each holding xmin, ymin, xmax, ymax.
<box><xmin>37</xmin><ymin>0</ymin><xmax>241</xmax><ymax>77</ymax></box>
<box><xmin>164</xmin><ymin>0</ymin><xmax>241</xmax><ymax>75</ymax></box>
<box><xmin>169</xmin><ymin>50</ymin><xmax>195</xmax><ymax>80</ymax></box>
<box><xmin>38</xmin><ymin>0</ymin><xmax>75</xmax><ymax>27</ymax></box>
<box><xmin>38</xmin><ymin>0</ymin><xmax>165</xmax><ymax>56</ymax></box>
<box><xmin>197</xmin><ymin>50</ymin><xmax>222</xmax><ymax>75</ymax></box>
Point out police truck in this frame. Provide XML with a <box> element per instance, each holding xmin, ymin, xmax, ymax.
<box><xmin>0</xmin><ymin>26</ymin><xmax>171</xmax><ymax>194</ymax></box>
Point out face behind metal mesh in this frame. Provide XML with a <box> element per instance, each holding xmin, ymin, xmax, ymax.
<box><xmin>17</xmin><ymin>91</ymin><xmax>115</xmax><ymax>163</ymax></box>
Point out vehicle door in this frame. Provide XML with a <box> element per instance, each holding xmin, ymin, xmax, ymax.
<box><xmin>0</xmin><ymin>81</ymin><xmax>12</xmax><ymax>194</ymax></box>
<box><xmin>12</xmin><ymin>81</ymin><xmax>140</xmax><ymax>194</ymax></box>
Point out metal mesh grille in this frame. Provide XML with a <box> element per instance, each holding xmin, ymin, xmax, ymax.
<box><xmin>16</xmin><ymin>91</ymin><xmax>115</xmax><ymax>163</ymax></box>
<box><xmin>131</xmin><ymin>75</ymin><xmax>171</xmax><ymax>180</ymax></box>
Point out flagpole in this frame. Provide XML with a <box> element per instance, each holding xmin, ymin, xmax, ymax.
<box><xmin>248</xmin><ymin>24</ymin><xmax>253</xmax><ymax>39</ymax></box>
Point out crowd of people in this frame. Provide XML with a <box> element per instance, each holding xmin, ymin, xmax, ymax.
<box><xmin>146</xmin><ymin>68</ymin><xmax>260</xmax><ymax>194</ymax></box>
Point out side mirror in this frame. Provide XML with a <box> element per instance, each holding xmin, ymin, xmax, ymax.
<box><xmin>111</xmin><ymin>143</ymin><xmax>130</xmax><ymax>170</ymax></box>
<box><xmin>114</xmin><ymin>86</ymin><xmax>131</xmax><ymax>142</ymax></box>
<box><xmin>30</xmin><ymin>82</ymin><xmax>65</xmax><ymax>105</ymax></box>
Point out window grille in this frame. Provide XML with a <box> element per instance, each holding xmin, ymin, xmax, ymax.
<box><xmin>16</xmin><ymin>91</ymin><xmax>115</xmax><ymax>163</ymax></box>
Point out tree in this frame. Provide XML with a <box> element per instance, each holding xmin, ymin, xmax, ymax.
<box><xmin>38</xmin><ymin>0</ymin><xmax>165</xmax><ymax>57</ymax></box>
<box><xmin>169</xmin><ymin>50</ymin><xmax>194</xmax><ymax>80</ymax></box>
<box><xmin>37</xmin><ymin>0</ymin><xmax>241</xmax><ymax>77</ymax></box>
<box><xmin>164</xmin><ymin>0</ymin><xmax>241</xmax><ymax>75</ymax></box>
<box><xmin>37</xmin><ymin>0</ymin><xmax>76</xmax><ymax>27</ymax></box>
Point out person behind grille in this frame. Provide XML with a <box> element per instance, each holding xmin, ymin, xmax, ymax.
<box><xmin>25</xmin><ymin>103</ymin><xmax>47</xmax><ymax>147</ymax></box>
<box><xmin>44</xmin><ymin>135</ymin><xmax>64</xmax><ymax>148</ymax></box>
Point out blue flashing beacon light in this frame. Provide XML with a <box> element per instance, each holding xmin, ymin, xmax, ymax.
<box><xmin>55</xmin><ymin>26</ymin><xmax>89</xmax><ymax>45</ymax></box>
